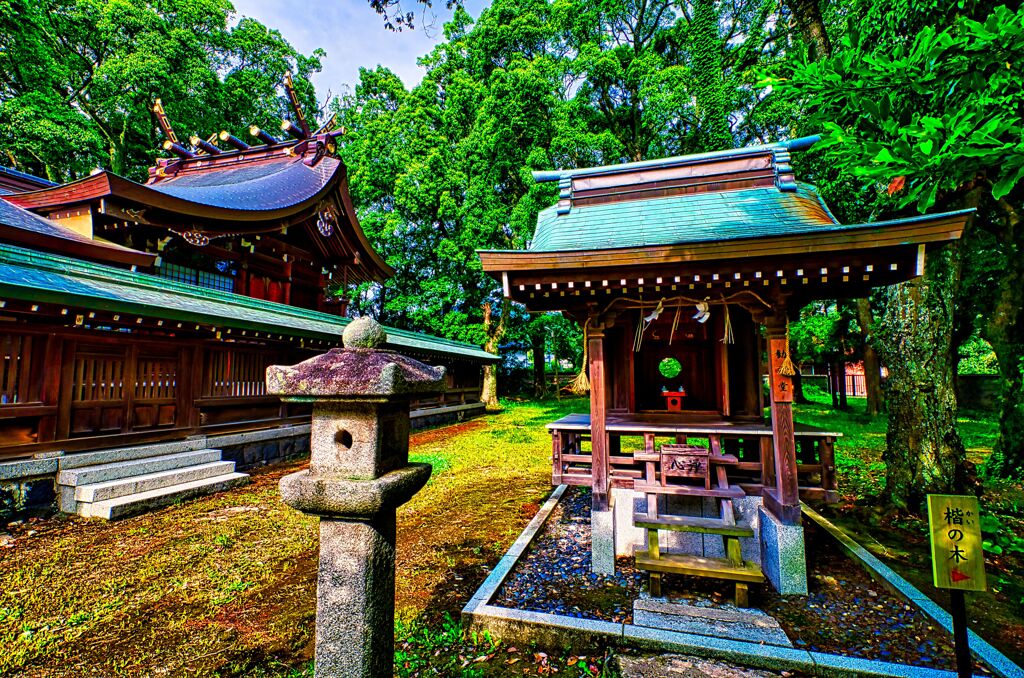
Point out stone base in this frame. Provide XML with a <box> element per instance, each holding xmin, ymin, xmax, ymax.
<box><xmin>758</xmin><ymin>506</ymin><xmax>807</xmax><ymax>595</ymax></box>
<box><xmin>632</xmin><ymin>598</ymin><xmax>793</xmax><ymax>647</ymax></box>
<box><xmin>592</xmin><ymin>502</ymin><xmax>616</xmax><ymax>574</ymax></box>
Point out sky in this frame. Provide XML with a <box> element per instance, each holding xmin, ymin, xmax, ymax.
<box><xmin>231</xmin><ymin>0</ymin><xmax>491</xmax><ymax>100</ymax></box>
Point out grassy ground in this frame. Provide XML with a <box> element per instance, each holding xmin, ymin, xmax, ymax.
<box><xmin>1</xmin><ymin>398</ymin><xmax>603</xmax><ymax>677</ymax></box>
<box><xmin>2</xmin><ymin>393</ymin><xmax>1021</xmax><ymax>675</ymax></box>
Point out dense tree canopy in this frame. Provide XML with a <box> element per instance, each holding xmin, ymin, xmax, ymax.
<box><xmin>0</xmin><ymin>0</ymin><xmax>322</xmax><ymax>181</ymax></box>
<box><xmin>2</xmin><ymin>0</ymin><xmax>1021</xmax><ymax>504</ymax></box>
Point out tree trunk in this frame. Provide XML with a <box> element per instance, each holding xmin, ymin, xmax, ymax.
<box><xmin>532</xmin><ymin>330</ymin><xmax>546</xmax><ymax>398</ymax></box>
<box><xmin>785</xmin><ymin>0</ymin><xmax>833</xmax><ymax>60</ymax></box>
<box><xmin>690</xmin><ymin>0</ymin><xmax>732</xmax><ymax>152</ymax></box>
<box><xmin>856</xmin><ymin>298</ymin><xmax>884</xmax><ymax>415</ymax></box>
<box><xmin>874</xmin><ymin>246</ymin><xmax>970</xmax><ymax>512</ymax></box>
<box><xmin>829</xmin><ymin>362</ymin><xmax>840</xmax><ymax>409</ymax></box>
<box><xmin>982</xmin><ymin>204</ymin><xmax>1024</xmax><ymax>477</ymax></box>
<box><xmin>481</xmin><ymin>299</ymin><xmax>508</xmax><ymax>412</ymax></box>
<box><xmin>838</xmin><ymin>359</ymin><xmax>848</xmax><ymax>410</ymax></box>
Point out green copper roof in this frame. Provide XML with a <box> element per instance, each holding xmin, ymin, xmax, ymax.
<box><xmin>529</xmin><ymin>184</ymin><xmax>849</xmax><ymax>252</ymax></box>
<box><xmin>0</xmin><ymin>243</ymin><xmax>497</xmax><ymax>363</ymax></box>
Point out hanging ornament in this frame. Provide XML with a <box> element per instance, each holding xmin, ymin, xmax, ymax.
<box><xmin>181</xmin><ymin>230</ymin><xmax>210</xmax><ymax>247</ymax></box>
<box><xmin>693</xmin><ymin>298</ymin><xmax>711</xmax><ymax>324</ymax></box>
<box><xmin>778</xmin><ymin>321</ymin><xmax>797</xmax><ymax>376</ymax></box>
<box><xmin>722</xmin><ymin>301</ymin><xmax>735</xmax><ymax>344</ymax></box>
<box><xmin>668</xmin><ymin>305</ymin><xmax>682</xmax><ymax>345</ymax></box>
<box><xmin>316</xmin><ymin>208</ymin><xmax>335</xmax><ymax>237</ymax></box>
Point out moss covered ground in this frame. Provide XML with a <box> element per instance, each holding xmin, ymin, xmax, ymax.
<box><xmin>1</xmin><ymin>394</ymin><xmax>1020</xmax><ymax>675</ymax></box>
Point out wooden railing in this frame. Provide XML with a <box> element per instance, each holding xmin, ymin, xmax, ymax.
<box><xmin>550</xmin><ymin>428</ymin><xmax>838</xmax><ymax>503</ymax></box>
<box><xmin>409</xmin><ymin>386</ymin><xmax>481</xmax><ymax>411</ymax></box>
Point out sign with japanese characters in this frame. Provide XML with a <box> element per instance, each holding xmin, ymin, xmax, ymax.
<box><xmin>927</xmin><ymin>494</ymin><xmax>986</xmax><ymax>592</ymax></box>
<box><xmin>768</xmin><ymin>338</ymin><xmax>793</xmax><ymax>403</ymax></box>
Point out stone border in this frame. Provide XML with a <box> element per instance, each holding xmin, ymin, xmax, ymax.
<box><xmin>802</xmin><ymin>504</ymin><xmax>1024</xmax><ymax>678</ymax></box>
<box><xmin>464</xmin><ymin>486</ymin><xmax>1013</xmax><ymax>678</ymax></box>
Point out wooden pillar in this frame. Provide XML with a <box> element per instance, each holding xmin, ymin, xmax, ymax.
<box><xmin>37</xmin><ymin>333</ymin><xmax>63</xmax><ymax>443</ymax></box>
<box><xmin>764</xmin><ymin>311</ymin><xmax>801</xmax><ymax>525</ymax></box>
<box><xmin>588</xmin><ymin>323</ymin><xmax>609</xmax><ymax>512</ymax></box>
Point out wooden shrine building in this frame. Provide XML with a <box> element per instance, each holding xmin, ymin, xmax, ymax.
<box><xmin>479</xmin><ymin>137</ymin><xmax>971</xmax><ymax>597</ymax></box>
<box><xmin>0</xmin><ymin>92</ymin><xmax>496</xmax><ymax>519</ymax></box>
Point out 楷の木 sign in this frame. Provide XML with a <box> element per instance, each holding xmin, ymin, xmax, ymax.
<box><xmin>927</xmin><ymin>494</ymin><xmax>986</xmax><ymax>592</ymax></box>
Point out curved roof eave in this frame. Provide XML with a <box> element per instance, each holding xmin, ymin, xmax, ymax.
<box><xmin>7</xmin><ymin>163</ymin><xmax>394</xmax><ymax>282</ymax></box>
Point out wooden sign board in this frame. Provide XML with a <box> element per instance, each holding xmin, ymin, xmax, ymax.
<box><xmin>768</xmin><ymin>338</ymin><xmax>793</xmax><ymax>403</ymax></box>
<box><xmin>927</xmin><ymin>494</ymin><xmax>986</xmax><ymax>592</ymax></box>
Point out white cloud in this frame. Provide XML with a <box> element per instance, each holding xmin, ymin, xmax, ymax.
<box><xmin>230</xmin><ymin>0</ymin><xmax>490</xmax><ymax>100</ymax></box>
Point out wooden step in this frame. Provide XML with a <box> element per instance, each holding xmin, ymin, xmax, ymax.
<box><xmin>635</xmin><ymin>550</ymin><xmax>765</xmax><ymax>583</ymax></box>
<box><xmin>633</xmin><ymin>482</ymin><xmax>744</xmax><ymax>498</ymax></box>
<box><xmin>633</xmin><ymin>513</ymin><xmax>754</xmax><ymax>537</ymax></box>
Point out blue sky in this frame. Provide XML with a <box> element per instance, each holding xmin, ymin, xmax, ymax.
<box><xmin>231</xmin><ymin>0</ymin><xmax>491</xmax><ymax>99</ymax></box>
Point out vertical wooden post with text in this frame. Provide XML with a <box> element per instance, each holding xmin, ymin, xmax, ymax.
<box><xmin>764</xmin><ymin>312</ymin><xmax>800</xmax><ymax>525</ymax></box>
<box><xmin>587</xmin><ymin>320</ymin><xmax>608</xmax><ymax>512</ymax></box>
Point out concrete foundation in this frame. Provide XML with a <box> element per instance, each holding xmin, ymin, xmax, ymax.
<box><xmin>758</xmin><ymin>505</ymin><xmax>807</xmax><ymax>595</ymax></box>
<box><xmin>592</xmin><ymin>502</ymin><xmax>616</xmax><ymax>574</ymax></box>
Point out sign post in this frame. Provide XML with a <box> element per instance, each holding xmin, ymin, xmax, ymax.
<box><xmin>927</xmin><ymin>494</ymin><xmax>986</xmax><ymax>678</ymax></box>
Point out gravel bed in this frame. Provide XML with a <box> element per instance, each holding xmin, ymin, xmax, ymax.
<box><xmin>493</xmin><ymin>487</ymin><xmax>644</xmax><ymax>622</ymax></box>
<box><xmin>493</xmin><ymin>486</ymin><xmax>993</xmax><ymax>674</ymax></box>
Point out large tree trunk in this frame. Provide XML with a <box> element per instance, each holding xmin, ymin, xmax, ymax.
<box><xmin>691</xmin><ymin>0</ymin><xmax>732</xmax><ymax>152</ymax></box>
<box><xmin>481</xmin><ymin>299</ymin><xmax>508</xmax><ymax>412</ymax></box>
<box><xmin>793</xmin><ymin>368</ymin><xmax>810</xmax><ymax>404</ymax></box>
<box><xmin>786</xmin><ymin>0</ymin><xmax>833</xmax><ymax>60</ymax></box>
<box><xmin>874</xmin><ymin>247</ymin><xmax>970</xmax><ymax>512</ymax></box>
<box><xmin>856</xmin><ymin>298</ymin><xmax>885</xmax><ymax>415</ymax></box>
<box><xmin>983</xmin><ymin>201</ymin><xmax>1024</xmax><ymax>477</ymax></box>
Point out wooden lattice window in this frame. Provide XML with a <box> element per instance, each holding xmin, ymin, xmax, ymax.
<box><xmin>204</xmin><ymin>350</ymin><xmax>269</xmax><ymax>398</ymax></box>
<box><xmin>0</xmin><ymin>333</ymin><xmax>38</xmax><ymax>405</ymax></box>
<box><xmin>135</xmin><ymin>358</ymin><xmax>177</xmax><ymax>400</ymax></box>
<box><xmin>71</xmin><ymin>351</ymin><xmax>125</xmax><ymax>402</ymax></box>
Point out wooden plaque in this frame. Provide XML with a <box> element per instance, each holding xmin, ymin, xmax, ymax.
<box><xmin>768</xmin><ymin>338</ymin><xmax>793</xmax><ymax>403</ymax></box>
<box><xmin>927</xmin><ymin>494</ymin><xmax>986</xmax><ymax>592</ymax></box>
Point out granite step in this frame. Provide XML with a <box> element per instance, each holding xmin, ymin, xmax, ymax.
<box><xmin>59</xmin><ymin>438</ymin><xmax>209</xmax><ymax>470</ymax></box>
<box><xmin>77</xmin><ymin>472</ymin><xmax>250</xmax><ymax>520</ymax></box>
<box><xmin>57</xmin><ymin>449</ymin><xmax>223</xmax><ymax>487</ymax></box>
<box><xmin>632</xmin><ymin>598</ymin><xmax>794</xmax><ymax>648</ymax></box>
<box><xmin>74</xmin><ymin>461</ymin><xmax>238</xmax><ymax>503</ymax></box>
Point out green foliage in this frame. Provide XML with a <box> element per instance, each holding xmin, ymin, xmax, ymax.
<box><xmin>768</xmin><ymin>0</ymin><xmax>1024</xmax><ymax>484</ymax></box>
<box><xmin>959</xmin><ymin>334</ymin><xmax>999</xmax><ymax>375</ymax></box>
<box><xmin>0</xmin><ymin>0</ymin><xmax>323</xmax><ymax>180</ymax></box>
<box><xmin>336</xmin><ymin>0</ymin><xmax>805</xmax><ymax>352</ymax></box>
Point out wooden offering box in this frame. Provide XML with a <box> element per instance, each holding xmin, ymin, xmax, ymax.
<box><xmin>661</xmin><ymin>391</ymin><xmax>687</xmax><ymax>412</ymax></box>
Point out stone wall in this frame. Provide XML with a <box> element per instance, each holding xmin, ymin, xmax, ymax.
<box><xmin>0</xmin><ymin>456</ymin><xmax>58</xmax><ymax>521</ymax></box>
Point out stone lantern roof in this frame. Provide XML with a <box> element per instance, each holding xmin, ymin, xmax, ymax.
<box><xmin>266</xmin><ymin>317</ymin><xmax>446</xmax><ymax>399</ymax></box>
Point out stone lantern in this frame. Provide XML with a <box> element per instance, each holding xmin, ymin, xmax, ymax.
<box><xmin>267</xmin><ymin>317</ymin><xmax>445</xmax><ymax>678</ymax></box>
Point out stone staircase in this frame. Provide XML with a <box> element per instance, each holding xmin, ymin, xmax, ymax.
<box><xmin>57</xmin><ymin>439</ymin><xmax>249</xmax><ymax>520</ymax></box>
